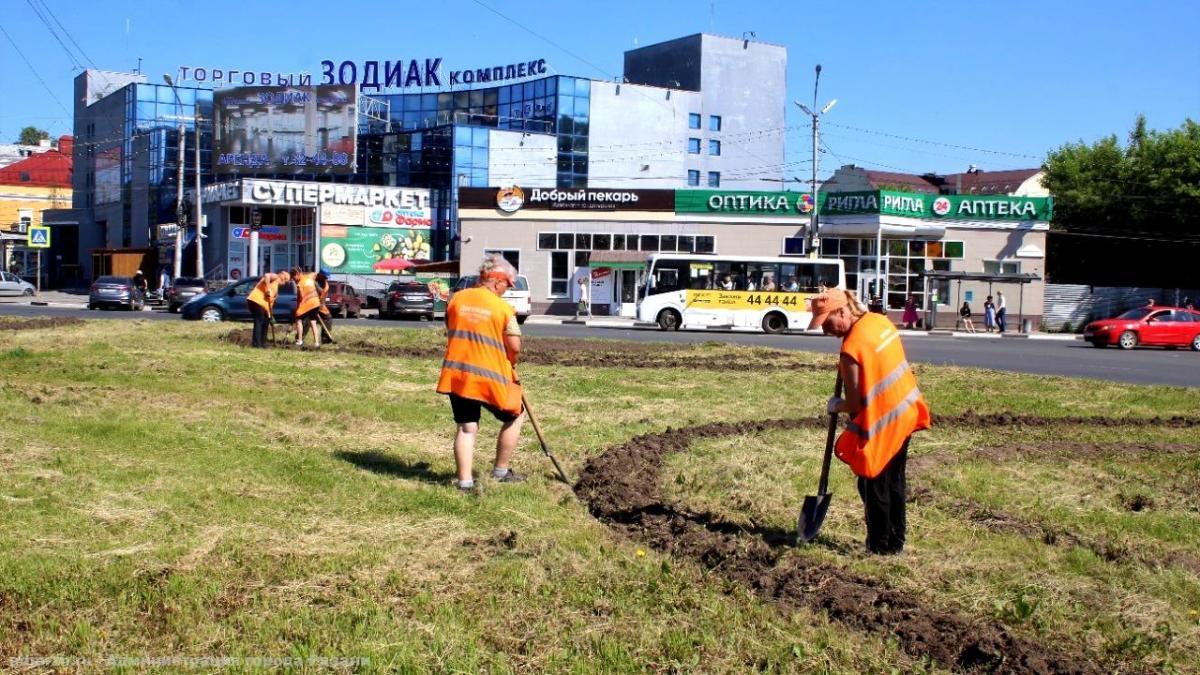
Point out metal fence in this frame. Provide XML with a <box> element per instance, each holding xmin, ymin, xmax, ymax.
<box><xmin>1042</xmin><ymin>284</ymin><xmax>1200</xmax><ymax>332</ymax></box>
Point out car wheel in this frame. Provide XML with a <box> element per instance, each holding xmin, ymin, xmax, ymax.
<box><xmin>1118</xmin><ymin>330</ymin><xmax>1138</xmax><ymax>350</ymax></box>
<box><xmin>22</xmin><ymin>288</ymin><xmax>34</xmax><ymax>296</ymax></box>
<box><xmin>1192</xmin><ymin>333</ymin><xmax>1200</xmax><ymax>352</ymax></box>
<box><xmin>761</xmin><ymin>312</ymin><xmax>787</xmax><ymax>334</ymax></box>
<box><xmin>200</xmin><ymin>306</ymin><xmax>225</xmax><ymax>323</ymax></box>
<box><xmin>517</xmin><ymin>315</ymin><xmax>528</xmax><ymax>325</ymax></box>
<box><xmin>87</xmin><ymin>303</ymin><xmax>95</xmax><ymax>310</ymax></box>
<box><xmin>657</xmin><ymin>308</ymin><xmax>681</xmax><ymax>331</ymax></box>
<box><xmin>1089</xmin><ymin>340</ymin><xmax>1107</xmax><ymax>349</ymax></box>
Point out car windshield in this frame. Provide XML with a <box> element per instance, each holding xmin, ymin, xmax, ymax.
<box><xmin>1116</xmin><ymin>308</ymin><xmax>1153</xmax><ymax>320</ymax></box>
<box><xmin>513</xmin><ymin>276</ymin><xmax>529</xmax><ymax>291</ymax></box>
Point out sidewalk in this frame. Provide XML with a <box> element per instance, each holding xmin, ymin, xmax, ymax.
<box><xmin>526</xmin><ymin>314</ymin><xmax>1082</xmax><ymax>341</ymax></box>
<box><xmin>0</xmin><ymin>290</ymin><xmax>89</xmax><ymax>309</ymax></box>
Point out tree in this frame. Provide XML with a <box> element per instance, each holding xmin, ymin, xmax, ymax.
<box><xmin>18</xmin><ymin>127</ymin><xmax>51</xmax><ymax>145</ymax></box>
<box><xmin>1042</xmin><ymin>116</ymin><xmax>1200</xmax><ymax>287</ymax></box>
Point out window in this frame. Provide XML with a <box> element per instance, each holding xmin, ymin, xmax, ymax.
<box><xmin>687</xmin><ymin>170</ymin><xmax>700</xmax><ymax>186</ymax></box>
<box><xmin>708</xmin><ymin>140</ymin><xmax>721</xmax><ymax>156</ymax></box>
<box><xmin>783</xmin><ymin>237</ymin><xmax>806</xmax><ymax>256</ymax></box>
<box><xmin>983</xmin><ymin>260</ymin><xmax>1021</xmax><ymax>275</ymax></box>
<box><xmin>593</xmin><ymin>234</ymin><xmax>611</xmax><ymax>250</ymax></box>
<box><xmin>485</xmin><ymin>249</ymin><xmax>520</xmax><ymax>272</ymax></box>
<box><xmin>538</xmin><ymin>233</ymin><xmax>556</xmax><ymax>250</ymax></box>
<box><xmin>687</xmin><ymin>138</ymin><xmax>701</xmax><ymax>154</ymax></box>
<box><xmin>710</xmin><ymin>115</ymin><xmax>722</xmax><ymax>131</ymax></box>
<box><xmin>707</xmin><ymin>171</ymin><xmax>720</xmax><ymax>188</ymax></box>
<box><xmin>550</xmin><ymin>251</ymin><xmax>569</xmax><ymax>295</ymax></box>
<box><xmin>696</xmin><ymin>235</ymin><xmax>715</xmax><ymax>254</ymax></box>
<box><xmin>688</xmin><ymin>113</ymin><xmax>701</xmax><ymax>129</ymax></box>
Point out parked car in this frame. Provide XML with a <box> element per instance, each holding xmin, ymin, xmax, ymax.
<box><xmin>88</xmin><ymin>276</ymin><xmax>145</xmax><ymax>311</ymax></box>
<box><xmin>381</xmin><ymin>280</ymin><xmax>436</xmax><ymax>320</ymax></box>
<box><xmin>166</xmin><ymin>277</ymin><xmax>209</xmax><ymax>313</ymax></box>
<box><xmin>0</xmin><ymin>271</ymin><xmax>36</xmax><ymax>296</ymax></box>
<box><xmin>1083</xmin><ymin>306</ymin><xmax>1200</xmax><ymax>351</ymax></box>
<box><xmin>180</xmin><ymin>277</ymin><xmax>296</xmax><ymax>323</ymax></box>
<box><xmin>324</xmin><ymin>281</ymin><xmax>363</xmax><ymax>318</ymax></box>
<box><xmin>451</xmin><ymin>274</ymin><xmax>530</xmax><ymax>324</ymax></box>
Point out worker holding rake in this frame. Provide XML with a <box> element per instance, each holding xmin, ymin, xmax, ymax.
<box><xmin>436</xmin><ymin>254</ymin><xmax>526</xmax><ymax>492</ymax></box>
<box><xmin>246</xmin><ymin>270</ymin><xmax>290</xmax><ymax>348</ymax></box>
<box><xmin>808</xmin><ymin>289</ymin><xmax>931</xmax><ymax>554</ymax></box>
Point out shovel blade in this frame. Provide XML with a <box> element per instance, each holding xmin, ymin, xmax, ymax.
<box><xmin>796</xmin><ymin>493</ymin><xmax>832</xmax><ymax>543</ymax></box>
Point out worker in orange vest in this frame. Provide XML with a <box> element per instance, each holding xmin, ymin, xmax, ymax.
<box><xmin>245</xmin><ymin>270</ymin><xmax>291</xmax><ymax>348</ymax></box>
<box><xmin>291</xmin><ymin>267</ymin><xmax>322</xmax><ymax>348</ymax></box>
<box><xmin>314</xmin><ymin>269</ymin><xmax>335</xmax><ymax>344</ymax></box>
<box><xmin>809</xmin><ymin>289</ymin><xmax>931</xmax><ymax>554</ymax></box>
<box><xmin>436</xmin><ymin>254</ymin><xmax>526</xmax><ymax>492</ymax></box>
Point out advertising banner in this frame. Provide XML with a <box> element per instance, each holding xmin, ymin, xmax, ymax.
<box><xmin>821</xmin><ymin>190</ymin><xmax>1053</xmax><ymax>222</ymax></box>
<box><xmin>589</xmin><ymin>267</ymin><xmax>614</xmax><ymax>305</ymax></box>
<box><xmin>675</xmin><ymin>190</ymin><xmax>815</xmax><ymax>217</ymax></box>
<box><xmin>319</xmin><ymin>225</ymin><xmax>431</xmax><ymax>275</ymax></box>
<box><xmin>684</xmin><ymin>290</ymin><xmax>814</xmax><ymax>312</ymax></box>
<box><xmin>458</xmin><ymin>187</ymin><xmax>675</xmax><ymax>212</ymax></box>
<box><xmin>213</xmin><ymin>85</ymin><xmax>357</xmax><ymax>175</ymax></box>
<box><xmin>321</xmin><ymin>203</ymin><xmax>364</xmax><ymax>225</ymax></box>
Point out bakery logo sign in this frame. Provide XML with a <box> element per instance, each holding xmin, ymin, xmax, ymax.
<box><xmin>496</xmin><ymin>186</ymin><xmax>525</xmax><ymax>213</ymax></box>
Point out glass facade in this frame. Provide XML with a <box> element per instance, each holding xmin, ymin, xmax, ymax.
<box><xmin>820</xmin><ymin>237</ymin><xmax>965</xmax><ymax>309</ymax></box>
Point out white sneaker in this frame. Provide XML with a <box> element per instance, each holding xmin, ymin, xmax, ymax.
<box><xmin>295</xmin><ymin>339</ymin><xmax>303</xmax><ymax>347</ymax></box>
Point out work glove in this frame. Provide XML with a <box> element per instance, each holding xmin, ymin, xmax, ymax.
<box><xmin>826</xmin><ymin>396</ymin><xmax>844</xmax><ymax>415</ymax></box>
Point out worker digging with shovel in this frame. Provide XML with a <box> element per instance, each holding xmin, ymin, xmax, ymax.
<box><xmin>799</xmin><ymin>289</ymin><xmax>931</xmax><ymax>554</ymax></box>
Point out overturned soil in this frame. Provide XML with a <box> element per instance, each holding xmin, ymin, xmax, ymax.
<box><xmin>0</xmin><ymin>317</ymin><xmax>84</xmax><ymax>332</ymax></box>
<box><xmin>577</xmin><ymin>418</ymin><xmax>1126</xmax><ymax>674</ymax></box>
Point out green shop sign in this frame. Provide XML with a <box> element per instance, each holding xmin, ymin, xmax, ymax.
<box><xmin>821</xmin><ymin>190</ymin><xmax>1052</xmax><ymax>222</ymax></box>
<box><xmin>676</xmin><ymin>190</ymin><xmax>816</xmax><ymax>216</ymax></box>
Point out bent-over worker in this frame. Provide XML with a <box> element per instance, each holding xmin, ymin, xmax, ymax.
<box><xmin>246</xmin><ymin>271</ymin><xmax>291</xmax><ymax>348</ymax></box>
<box><xmin>809</xmin><ymin>289</ymin><xmax>931</xmax><ymax>554</ymax></box>
<box><xmin>291</xmin><ymin>267</ymin><xmax>322</xmax><ymax>348</ymax></box>
<box><xmin>436</xmin><ymin>254</ymin><xmax>526</xmax><ymax>492</ymax></box>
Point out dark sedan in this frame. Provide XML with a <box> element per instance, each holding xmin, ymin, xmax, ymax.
<box><xmin>380</xmin><ymin>280</ymin><xmax>435</xmax><ymax>320</ymax></box>
<box><xmin>180</xmin><ymin>277</ymin><xmax>296</xmax><ymax>323</ymax></box>
<box><xmin>88</xmin><ymin>276</ymin><xmax>145</xmax><ymax>311</ymax></box>
<box><xmin>166</xmin><ymin>277</ymin><xmax>209</xmax><ymax>313</ymax></box>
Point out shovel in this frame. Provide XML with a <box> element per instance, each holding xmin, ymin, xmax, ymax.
<box><xmin>521</xmin><ymin>393</ymin><xmax>571</xmax><ymax>484</ymax></box>
<box><xmin>317</xmin><ymin>313</ymin><xmax>337</xmax><ymax>344</ymax></box>
<box><xmin>797</xmin><ymin>373</ymin><xmax>843</xmax><ymax>543</ymax></box>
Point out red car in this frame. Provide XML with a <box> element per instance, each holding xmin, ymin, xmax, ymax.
<box><xmin>1083</xmin><ymin>306</ymin><xmax>1200</xmax><ymax>350</ymax></box>
<box><xmin>324</xmin><ymin>281</ymin><xmax>363</xmax><ymax>318</ymax></box>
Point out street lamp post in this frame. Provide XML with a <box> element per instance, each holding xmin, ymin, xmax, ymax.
<box><xmin>162</xmin><ymin>74</ymin><xmax>185</xmax><ymax>281</ymax></box>
<box><xmin>793</xmin><ymin>65</ymin><xmax>836</xmax><ymax>259</ymax></box>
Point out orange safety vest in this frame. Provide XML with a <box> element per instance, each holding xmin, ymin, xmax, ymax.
<box><xmin>295</xmin><ymin>273</ymin><xmax>321</xmax><ymax>317</ymax></box>
<box><xmin>247</xmin><ymin>276</ymin><xmax>279</xmax><ymax>314</ymax></box>
<box><xmin>435</xmin><ymin>287</ymin><xmax>521</xmax><ymax>415</ymax></box>
<box><xmin>835</xmin><ymin>312</ymin><xmax>931</xmax><ymax>478</ymax></box>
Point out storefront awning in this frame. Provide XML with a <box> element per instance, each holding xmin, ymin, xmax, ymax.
<box><xmin>818</xmin><ymin>221</ymin><xmax>946</xmax><ymax>239</ymax></box>
<box><xmin>588</xmin><ymin>250</ymin><xmax>649</xmax><ymax>270</ymax></box>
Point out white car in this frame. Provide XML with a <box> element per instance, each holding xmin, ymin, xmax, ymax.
<box><xmin>453</xmin><ymin>274</ymin><xmax>531</xmax><ymax>324</ymax></box>
<box><xmin>0</xmin><ymin>271</ymin><xmax>36</xmax><ymax>296</ymax></box>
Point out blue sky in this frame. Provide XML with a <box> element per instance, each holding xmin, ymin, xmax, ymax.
<box><xmin>2</xmin><ymin>0</ymin><xmax>1197</xmax><ymax>178</ymax></box>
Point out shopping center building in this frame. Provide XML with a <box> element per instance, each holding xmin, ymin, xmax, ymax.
<box><xmin>48</xmin><ymin>34</ymin><xmax>787</xmax><ymax>287</ymax></box>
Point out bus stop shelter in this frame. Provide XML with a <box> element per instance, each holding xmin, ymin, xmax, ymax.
<box><xmin>919</xmin><ymin>270</ymin><xmax>1042</xmax><ymax>332</ymax></box>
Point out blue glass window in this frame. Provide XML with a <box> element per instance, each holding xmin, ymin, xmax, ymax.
<box><xmin>423</xmin><ymin>93</ymin><xmax>438</xmax><ymax>110</ymax></box>
<box><xmin>499</xmin><ymin>86</ymin><xmax>511</xmax><ymax>104</ymax></box>
<box><xmin>523</xmin><ymin>81</ymin><xmax>535</xmax><ymax>101</ymax></box>
<box><xmin>687</xmin><ymin>138</ymin><xmax>701</xmax><ymax>154</ymax></box>
<box><xmin>472</xmin><ymin>126</ymin><xmax>488</xmax><ymax>145</ymax></box>
<box><xmin>472</xmin><ymin>146</ymin><xmax>488</xmax><ymax>166</ymax></box>
<box><xmin>534</xmin><ymin>79</ymin><xmax>546</xmax><ymax>98</ymax></box>
<box><xmin>688</xmin><ymin>113</ymin><xmax>701</xmax><ymax>129</ymax></box>
<box><xmin>687</xmin><ymin>170</ymin><xmax>700</xmax><ymax>186</ymax></box>
<box><xmin>546</xmin><ymin>77</ymin><xmax>557</xmax><ymax>96</ymax></box>
<box><xmin>709</xmin><ymin>140</ymin><xmax>721</xmax><ymax>156</ymax></box>
<box><xmin>574</xmin><ymin>78</ymin><xmax>590</xmax><ymax>97</ymax></box>
<box><xmin>710</xmin><ymin>115</ymin><xmax>722</xmax><ymax>131</ymax></box>
<box><xmin>707</xmin><ymin>171</ymin><xmax>720</xmax><ymax>188</ymax></box>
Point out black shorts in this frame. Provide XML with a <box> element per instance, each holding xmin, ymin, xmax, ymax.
<box><xmin>449</xmin><ymin>393</ymin><xmax>519</xmax><ymax>424</ymax></box>
<box><xmin>297</xmin><ymin>309</ymin><xmax>321</xmax><ymax>322</ymax></box>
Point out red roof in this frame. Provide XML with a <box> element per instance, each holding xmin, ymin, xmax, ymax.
<box><xmin>0</xmin><ymin>136</ymin><xmax>73</xmax><ymax>188</ymax></box>
<box><xmin>952</xmin><ymin>168</ymin><xmax>1041</xmax><ymax>195</ymax></box>
<box><xmin>862</xmin><ymin>170</ymin><xmax>940</xmax><ymax>193</ymax></box>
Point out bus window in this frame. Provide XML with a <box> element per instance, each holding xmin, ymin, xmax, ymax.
<box><xmin>794</xmin><ymin>262</ymin><xmax>841</xmax><ymax>293</ymax></box>
<box><xmin>649</xmin><ymin>260</ymin><xmax>688</xmax><ymax>295</ymax></box>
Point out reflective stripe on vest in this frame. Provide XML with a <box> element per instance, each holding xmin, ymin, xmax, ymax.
<box><xmin>835</xmin><ymin>312</ymin><xmax>931</xmax><ymax>478</ymax></box>
<box><xmin>441</xmin><ymin>358</ymin><xmax>510</xmax><ymax>384</ymax></box>
<box><xmin>446</xmin><ymin>329</ymin><xmax>507</xmax><ymax>352</ymax></box>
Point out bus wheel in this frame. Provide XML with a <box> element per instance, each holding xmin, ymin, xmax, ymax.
<box><xmin>657</xmin><ymin>309</ymin><xmax>681</xmax><ymax>331</ymax></box>
<box><xmin>761</xmin><ymin>312</ymin><xmax>787</xmax><ymax>334</ymax></box>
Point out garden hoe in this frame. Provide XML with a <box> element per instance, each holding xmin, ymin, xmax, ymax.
<box><xmin>521</xmin><ymin>393</ymin><xmax>571</xmax><ymax>485</ymax></box>
<box><xmin>317</xmin><ymin>313</ymin><xmax>337</xmax><ymax>345</ymax></box>
<box><xmin>797</xmin><ymin>373</ymin><xmax>842</xmax><ymax>543</ymax></box>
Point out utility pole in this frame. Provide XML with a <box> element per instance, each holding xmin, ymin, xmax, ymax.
<box><xmin>794</xmin><ymin>65</ymin><xmax>836</xmax><ymax>259</ymax></box>
<box><xmin>194</xmin><ymin>106</ymin><xmax>203</xmax><ymax>279</ymax></box>
<box><xmin>163</xmin><ymin>75</ymin><xmax>185</xmax><ymax>281</ymax></box>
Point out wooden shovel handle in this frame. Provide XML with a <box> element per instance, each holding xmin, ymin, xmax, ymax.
<box><xmin>817</xmin><ymin>373</ymin><xmax>843</xmax><ymax>497</ymax></box>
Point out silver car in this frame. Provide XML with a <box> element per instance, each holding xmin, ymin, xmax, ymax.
<box><xmin>88</xmin><ymin>276</ymin><xmax>145</xmax><ymax>311</ymax></box>
<box><xmin>0</xmin><ymin>271</ymin><xmax>35</xmax><ymax>296</ymax></box>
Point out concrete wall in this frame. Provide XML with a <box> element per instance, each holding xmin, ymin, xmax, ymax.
<box><xmin>587</xmin><ymin>81</ymin><xmax>697</xmax><ymax>188</ymax></box>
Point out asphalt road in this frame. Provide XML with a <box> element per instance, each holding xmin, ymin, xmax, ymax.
<box><xmin>3</xmin><ymin>303</ymin><xmax>1198</xmax><ymax>388</ymax></box>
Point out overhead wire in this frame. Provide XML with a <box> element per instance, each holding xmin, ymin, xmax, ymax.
<box><xmin>24</xmin><ymin>0</ymin><xmax>83</xmax><ymax>69</ymax></box>
<box><xmin>0</xmin><ymin>22</ymin><xmax>72</xmax><ymax>118</ymax></box>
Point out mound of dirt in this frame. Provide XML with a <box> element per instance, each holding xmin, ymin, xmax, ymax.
<box><xmin>576</xmin><ymin>419</ymin><xmax>1108</xmax><ymax>674</ymax></box>
<box><xmin>0</xmin><ymin>317</ymin><xmax>84</xmax><ymax>332</ymax></box>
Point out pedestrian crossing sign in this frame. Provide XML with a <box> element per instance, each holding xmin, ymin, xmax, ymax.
<box><xmin>28</xmin><ymin>226</ymin><xmax>50</xmax><ymax>248</ymax></box>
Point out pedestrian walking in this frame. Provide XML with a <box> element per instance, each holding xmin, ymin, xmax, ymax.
<box><xmin>983</xmin><ymin>296</ymin><xmax>996</xmax><ymax>332</ymax></box>
<box><xmin>575</xmin><ymin>274</ymin><xmax>592</xmax><ymax>319</ymax></box>
<box><xmin>959</xmin><ymin>301</ymin><xmax>976</xmax><ymax>333</ymax></box>
<box><xmin>902</xmin><ymin>294</ymin><xmax>919</xmax><ymax>330</ymax></box>
<box><xmin>996</xmin><ymin>291</ymin><xmax>1007</xmax><ymax>333</ymax></box>
<box><xmin>809</xmin><ymin>289</ymin><xmax>931</xmax><ymax>554</ymax></box>
<box><xmin>436</xmin><ymin>254</ymin><xmax>526</xmax><ymax>492</ymax></box>
<box><xmin>158</xmin><ymin>267</ymin><xmax>171</xmax><ymax>301</ymax></box>
<box><xmin>246</xmin><ymin>271</ymin><xmax>290</xmax><ymax>348</ymax></box>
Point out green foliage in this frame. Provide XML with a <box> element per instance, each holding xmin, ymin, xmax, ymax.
<box><xmin>17</xmin><ymin>126</ymin><xmax>50</xmax><ymax>145</ymax></box>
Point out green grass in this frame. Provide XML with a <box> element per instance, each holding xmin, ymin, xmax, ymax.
<box><xmin>1</xmin><ymin>318</ymin><xmax>1198</xmax><ymax>673</ymax></box>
